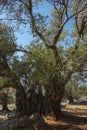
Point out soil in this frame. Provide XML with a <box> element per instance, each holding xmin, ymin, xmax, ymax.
<box><xmin>0</xmin><ymin>105</ymin><xmax>87</xmax><ymax>130</ymax></box>
<box><xmin>44</xmin><ymin>105</ymin><xmax>87</xmax><ymax>130</ymax></box>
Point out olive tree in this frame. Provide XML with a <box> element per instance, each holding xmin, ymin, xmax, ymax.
<box><xmin>0</xmin><ymin>23</ymin><xmax>30</xmax><ymax>116</ymax></box>
<box><xmin>0</xmin><ymin>0</ymin><xmax>87</xmax><ymax>119</ymax></box>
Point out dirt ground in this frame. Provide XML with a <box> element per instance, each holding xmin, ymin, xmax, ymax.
<box><xmin>0</xmin><ymin>105</ymin><xmax>87</xmax><ymax>130</ymax></box>
<box><xmin>44</xmin><ymin>105</ymin><xmax>87</xmax><ymax>130</ymax></box>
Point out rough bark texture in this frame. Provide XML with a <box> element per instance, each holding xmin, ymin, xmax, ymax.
<box><xmin>14</xmin><ymin>66</ymin><xmax>65</xmax><ymax>119</ymax></box>
<box><xmin>42</xmin><ymin>76</ymin><xmax>65</xmax><ymax>119</ymax></box>
<box><xmin>15</xmin><ymin>89</ymin><xmax>30</xmax><ymax>117</ymax></box>
<box><xmin>52</xmin><ymin>100</ymin><xmax>63</xmax><ymax>119</ymax></box>
<box><xmin>15</xmin><ymin>85</ymin><xmax>44</xmax><ymax>117</ymax></box>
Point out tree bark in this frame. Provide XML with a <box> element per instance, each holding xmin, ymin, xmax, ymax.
<box><xmin>15</xmin><ymin>85</ymin><xmax>40</xmax><ymax>117</ymax></box>
<box><xmin>52</xmin><ymin>100</ymin><xmax>63</xmax><ymax>120</ymax></box>
<box><xmin>67</xmin><ymin>93</ymin><xmax>74</xmax><ymax>104</ymax></box>
<box><xmin>15</xmin><ymin>89</ymin><xmax>30</xmax><ymax>117</ymax></box>
<box><xmin>1</xmin><ymin>93</ymin><xmax>9</xmax><ymax>112</ymax></box>
<box><xmin>49</xmin><ymin>73</ymin><xmax>65</xmax><ymax>119</ymax></box>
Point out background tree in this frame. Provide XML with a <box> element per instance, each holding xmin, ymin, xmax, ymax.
<box><xmin>66</xmin><ymin>80</ymin><xmax>80</xmax><ymax>104</ymax></box>
<box><xmin>0</xmin><ymin>90</ymin><xmax>9</xmax><ymax>111</ymax></box>
<box><xmin>0</xmin><ymin>23</ymin><xmax>30</xmax><ymax>116</ymax></box>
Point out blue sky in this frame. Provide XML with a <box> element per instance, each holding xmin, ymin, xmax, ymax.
<box><xmin>0</xmin><ymin>1</ymin><xmax>73</xmax><ymax>48</ymax></box>
<box><xmin>14</xmin><ymin>27</ymin><xmax>32</xmax><ymax>47</ymax></box>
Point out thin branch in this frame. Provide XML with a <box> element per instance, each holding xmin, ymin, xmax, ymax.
<box><xmin>65</xmin><ymin>0</ymin><xmax>69</xmax><ymax>19</ymax></box>
<box><xmin>0</xmin><ymin>18</ymin><xmax>29</xmax><ymax>24</ymax></box>
<box><xmin>52</xmin><ymin>3</ymin><xmax>87</xmax><ymax>46</ymax></box>
<box><xmin>0</xmin><ymin>46</ymin><xmax>28</xmax><ymax>54</ymax></box>
<box><xmin>75</xmin><ymin>15</ymin><xmax>79</xmax><ymax>34</ymax></box>
<box><xmin>16</xmin><ymin>48</ymin><xmax>28</xmax><ymax>53</ymax></box>
<box><xmin>62</xmin><ymin>3</ymin><xmax>87</xmax><ymax>30</ymax></box>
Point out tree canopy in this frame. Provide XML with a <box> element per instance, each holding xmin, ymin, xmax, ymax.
<box><xmin>0</xmin><ymin>0</ymin><xmax>87</xmax><ymax>119</ymax></box>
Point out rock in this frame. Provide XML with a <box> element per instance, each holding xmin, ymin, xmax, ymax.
<box><xmin>18</xmin><ymin>116</ymin><xmax>35</xmax><ymax>130</ymax></box>
<box><xmin>61</xmin><ymin>103</ymin><xmax>66</xmax><ymax>108</ymax></box>
<box><xmin>0</xmin><ymin>125</ymin><xmax>3</xmax><ymax>130</ymax></box>
<box><xmin>29</xmin><ymin>112</ymin><xmax>40</xmax><ymax>121</ymax></box>
<box><xmin>0</xmin><ymin>112</ymin><xmax>41</xmax><ymax>130</ymax></box>
<box><xmin>8</xmin><ymin>118</ymin><xmax>19</xmax><ymax>130</ymax></box>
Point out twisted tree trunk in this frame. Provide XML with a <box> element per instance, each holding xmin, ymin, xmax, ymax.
<box><xmin>15</xmin><ymin>84</ymin><xmax>30</xmax><ymax>117</ymax></box>
<box><xmin>51</xmin><ymin>86</ymin><xmax>65</xmax><ymax>119</ymax></box>
<box><xmin>51</xmin><ymin>79</ymin><xmax>64</xmax><ymax>119</ymax></box>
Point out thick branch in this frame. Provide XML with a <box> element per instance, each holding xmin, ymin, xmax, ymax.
<box><xmin>25</xmin><ymin>0</ymin><xmax>49</xmax><ymax>46</ymax></box>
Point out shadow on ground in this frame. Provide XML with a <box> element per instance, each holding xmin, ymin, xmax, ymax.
<box><xmin>0</xmin><ymin>110</ymin><xmax>87</xmax><ymax>130</ymax></box>
<box><xmin>41</xmin><ymin>112</ymin><xmax>87</xmax><ymax>130</ymax></box>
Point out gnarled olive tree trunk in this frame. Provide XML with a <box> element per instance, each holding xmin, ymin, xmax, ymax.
<box><xmin>48</xmin><ymin>47</ymin><xmax>65</xmax><ymax>119</ymax></box>
<box><xmin>15</xmin><ymin>84</ymin><xmax>44</xmax><ymax>117</ymax></box>
<box><xmin>50</xmin><ymin>75</ymin><xmax>65</xmax><ymax>119</ymax></box>
<box><xmin>15</xmin><ymin>84</ymin><xmax>30</xmax><ymax>117</ymax></box>
<box><xmin>15</xmin><ymin>82</ymin><xmax>64</xmax><ymax>119</ymax></box>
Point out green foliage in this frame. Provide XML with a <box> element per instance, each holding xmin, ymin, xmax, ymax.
<box><xmin>0</xmin><ymin>23</ymin><xmax>18</xmax><ymax>81</ymax></box>
<box><xmin>66</xmin><ymin>80</ymin><xmax>87</xmax><ymax>100</ymax></box>
<box><xmin>79</xmin><ymin>85</ymin><xmax>87</xmax><ymax>98</ymax></box>
<box><xmin>0</xmin><ymin>87</ymin><xmax>16</xmax><ymax>104</ymax></box>
<box><xmin>23</xmin><ymin>44</ymin><xmax>55</xmax><ymax>85</ymax></box>
<box><xmin>66</xmin><ymin>81</ymin><xmax>80</xmax><ymax>99</ymax></box>
<box><xmin>0</xmin><ymin>24</ymin><xmax>17</xmax><ymax>57</ymax></box>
